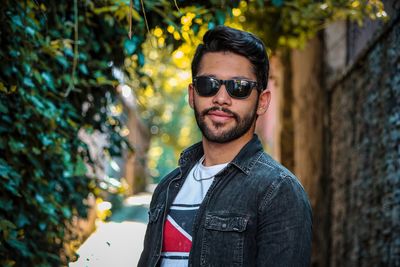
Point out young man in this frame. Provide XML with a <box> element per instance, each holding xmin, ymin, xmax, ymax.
<box><xmin>139</xmin><ymin>26</ymin><xmax>312</xmax><ymax>267</ymax></box>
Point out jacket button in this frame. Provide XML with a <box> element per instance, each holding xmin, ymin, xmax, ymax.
<box><xmin>222</xmin><ymin>223</ymin><xmax>227</xmax><ymax>229</ymax></box>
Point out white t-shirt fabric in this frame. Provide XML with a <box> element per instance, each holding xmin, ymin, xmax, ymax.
<box><xmin>160</xmin><ymin>156</ymin><xmax>229</xmax><ymax>267</ymax></box>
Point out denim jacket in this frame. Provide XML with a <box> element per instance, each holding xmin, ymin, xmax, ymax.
<box><xmin>138</xmin><ymin>135</ymin><xmax>312</xmax><ymax>267</ymax></box>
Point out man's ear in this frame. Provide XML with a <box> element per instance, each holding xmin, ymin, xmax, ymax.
<box><xmin>256</xmin><ymin>89</ymin><xmax>271</xmax><ymax>116</ymax></box>
<box><xmin>188</xmin><ymin>83</ymin><xmax>195</xmax><ymax>109</ymax></box>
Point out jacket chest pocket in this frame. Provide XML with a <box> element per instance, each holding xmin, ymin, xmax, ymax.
<box><xmin>200</xmin><ymin>214</ymin><xmax>249</xmax><ymax>267</ymax></box>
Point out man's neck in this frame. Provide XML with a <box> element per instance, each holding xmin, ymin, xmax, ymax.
<box><xmin>201</xmin><ymin>131</ymin><xmax>254</xmax><ymax>166</ymax></box>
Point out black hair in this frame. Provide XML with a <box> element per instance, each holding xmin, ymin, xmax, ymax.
<box><xmin>191</xmin><ymin>26</ymin><xmax>269</xmax><ymax>90</ymax></box>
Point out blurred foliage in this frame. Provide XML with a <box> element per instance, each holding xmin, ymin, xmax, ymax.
<box><xmin>241</xmin><ymin>0</ymin><xmax>388</xmax><ymax>49</ymax></box>
<box><xmin>125</xmin><ymin>13</ymin><xmax>207</xmax><ymax>181</ymax></box>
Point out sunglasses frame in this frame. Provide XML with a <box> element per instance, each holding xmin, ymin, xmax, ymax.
<box><xmin>192</xmin><ymin>76</ymin><xmax>260</xmax><ymax>99</ymax></box>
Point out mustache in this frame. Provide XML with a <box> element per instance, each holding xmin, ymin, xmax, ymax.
<box><xmin>201</xmin><ymin>106</ymin><xmax>239</xmax><ymax>119</ymax></box>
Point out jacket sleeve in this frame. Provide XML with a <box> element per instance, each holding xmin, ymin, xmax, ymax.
<box><xmin>138</xmin><ymin>168</ymin><xmax>181</xmax><ymax>267</ymax></box>
<box><xmin>256</xmin><ymin>174</ymin><xmax>313</xmax><ymax>266</ymax></box>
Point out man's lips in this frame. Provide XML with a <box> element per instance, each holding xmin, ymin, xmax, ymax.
<box><xmin>208</xmin><ymin>110</ymin><xmax>234</xmax><ymax>117</ymax></box>
<box><xmin>207</xmin><ymin>110</ymin><xmax>234</xmax><ymax>122</ymax></box>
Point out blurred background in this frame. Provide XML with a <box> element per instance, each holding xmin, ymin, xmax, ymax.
<box><xmin>1</xmin><ymin>0</ymin><xmax>399</xmax><ymax>266</ymax></box>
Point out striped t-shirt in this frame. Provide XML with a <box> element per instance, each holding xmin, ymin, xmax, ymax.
<box><xmin>160</xmin><ymin>157</ymin><xmax>228</xmax><ymax>267</ymax></box>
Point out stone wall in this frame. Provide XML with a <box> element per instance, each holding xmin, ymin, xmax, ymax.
<box><xmin>287</xmin><ymin>8</ymin><xmax>400</xmax><ymax>265</ymax></box>
<box><xmin>329</xmin><ymin>16</ymin><xmax>400</xmax><ymax>266</ymax></box>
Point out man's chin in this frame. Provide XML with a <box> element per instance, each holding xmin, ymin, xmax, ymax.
<box><xmin>202</xmin><ymin>128</ymin><xmax>239</xmax><ymax>144</ymax></box>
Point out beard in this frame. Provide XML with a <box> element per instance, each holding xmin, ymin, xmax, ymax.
<box><xmin>193</xmin><ymin>100</ymin><xmax>258</xmax><ymax>144</ymax></box>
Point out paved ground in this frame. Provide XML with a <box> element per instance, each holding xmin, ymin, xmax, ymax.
<box><xmin>69</xmin><ymin>193</ymin><xmax>152</xmax><ymax>267</ymax></box>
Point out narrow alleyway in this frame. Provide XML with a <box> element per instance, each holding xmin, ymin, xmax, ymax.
<box><xmin>70</xmin><ymin>193</ymin><xmax>152</xmax><ymax>267</ymax></box>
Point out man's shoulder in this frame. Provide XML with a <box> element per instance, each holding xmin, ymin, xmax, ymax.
<box><xmin>251</xmin><ymin>152</ymin><xmax>311</xmax><ymax>211</ymax></box>
<box><xmin>253</xmin><ymin>152</ymin><xmax>296</xmax><ymax>179</ymax></box>
<box><xmin>248</xmin><ymin>151</ymin><xmax>308</xmax><ymax>193</ymax></box>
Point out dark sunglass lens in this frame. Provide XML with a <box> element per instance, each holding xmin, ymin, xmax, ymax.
<box><xmin>195</xmin><ymin>77</ymin><xmax>219</xmax><ymax>96</ymax></box>
<box><xmin>228</xmin><ymin>80</ymin><xmax>252</xmax><ymax>98</ymax></box>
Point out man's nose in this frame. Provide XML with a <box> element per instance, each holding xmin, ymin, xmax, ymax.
<box><xmin>212</xmin><ymin>84</ymin><xmax>232</xmax><ymax>106</ymax></box>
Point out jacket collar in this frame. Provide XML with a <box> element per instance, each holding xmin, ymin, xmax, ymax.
<box><xmin>178</xmin><ymin>141</ymin><xmax>204</xmax><ymax>168</ymax></box>
<box><xmin>178</xmin><ymin>134</ymin><xmax>264</xmax><ymax>176</ymax></box>
<box><xmin>230</xmin><ymin>134</ymin><xmax>264</xmax><ymax>175</ymax></box>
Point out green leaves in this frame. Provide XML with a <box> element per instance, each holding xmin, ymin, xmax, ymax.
<box><xmin>243</xmin><ymin>0</ymin><xmax>387</xmax><ymax>49</ymax></box>
<box><xmin>271</xmin><ymin>0</ymin><xmax>284</xmax><ymax>7</ymax></box>
<box><xmin>124</xmin><ymin>37</ymin><xmax>139</xmax><ymax>54</ymax></box>
<box><xmin>1</xmin><ymin>1</ymin><xmax>129</xmax><ymax>265</ymax></box>
<box><xmin>73</xmin><ymin>156</ymin><xmax>88</xmax><ymax>177</ymax></box>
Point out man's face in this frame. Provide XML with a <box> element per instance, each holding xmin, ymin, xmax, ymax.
<box><xmin>189</xmin><ymin>51</ymin><xmax>266</xmax><ymax>144</ymax></box>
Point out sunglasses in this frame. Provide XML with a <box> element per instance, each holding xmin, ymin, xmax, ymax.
<box><xmin>192</xmin><ymin>76</ymin><xmax>259</xmax><ymax>99</ymax></box>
